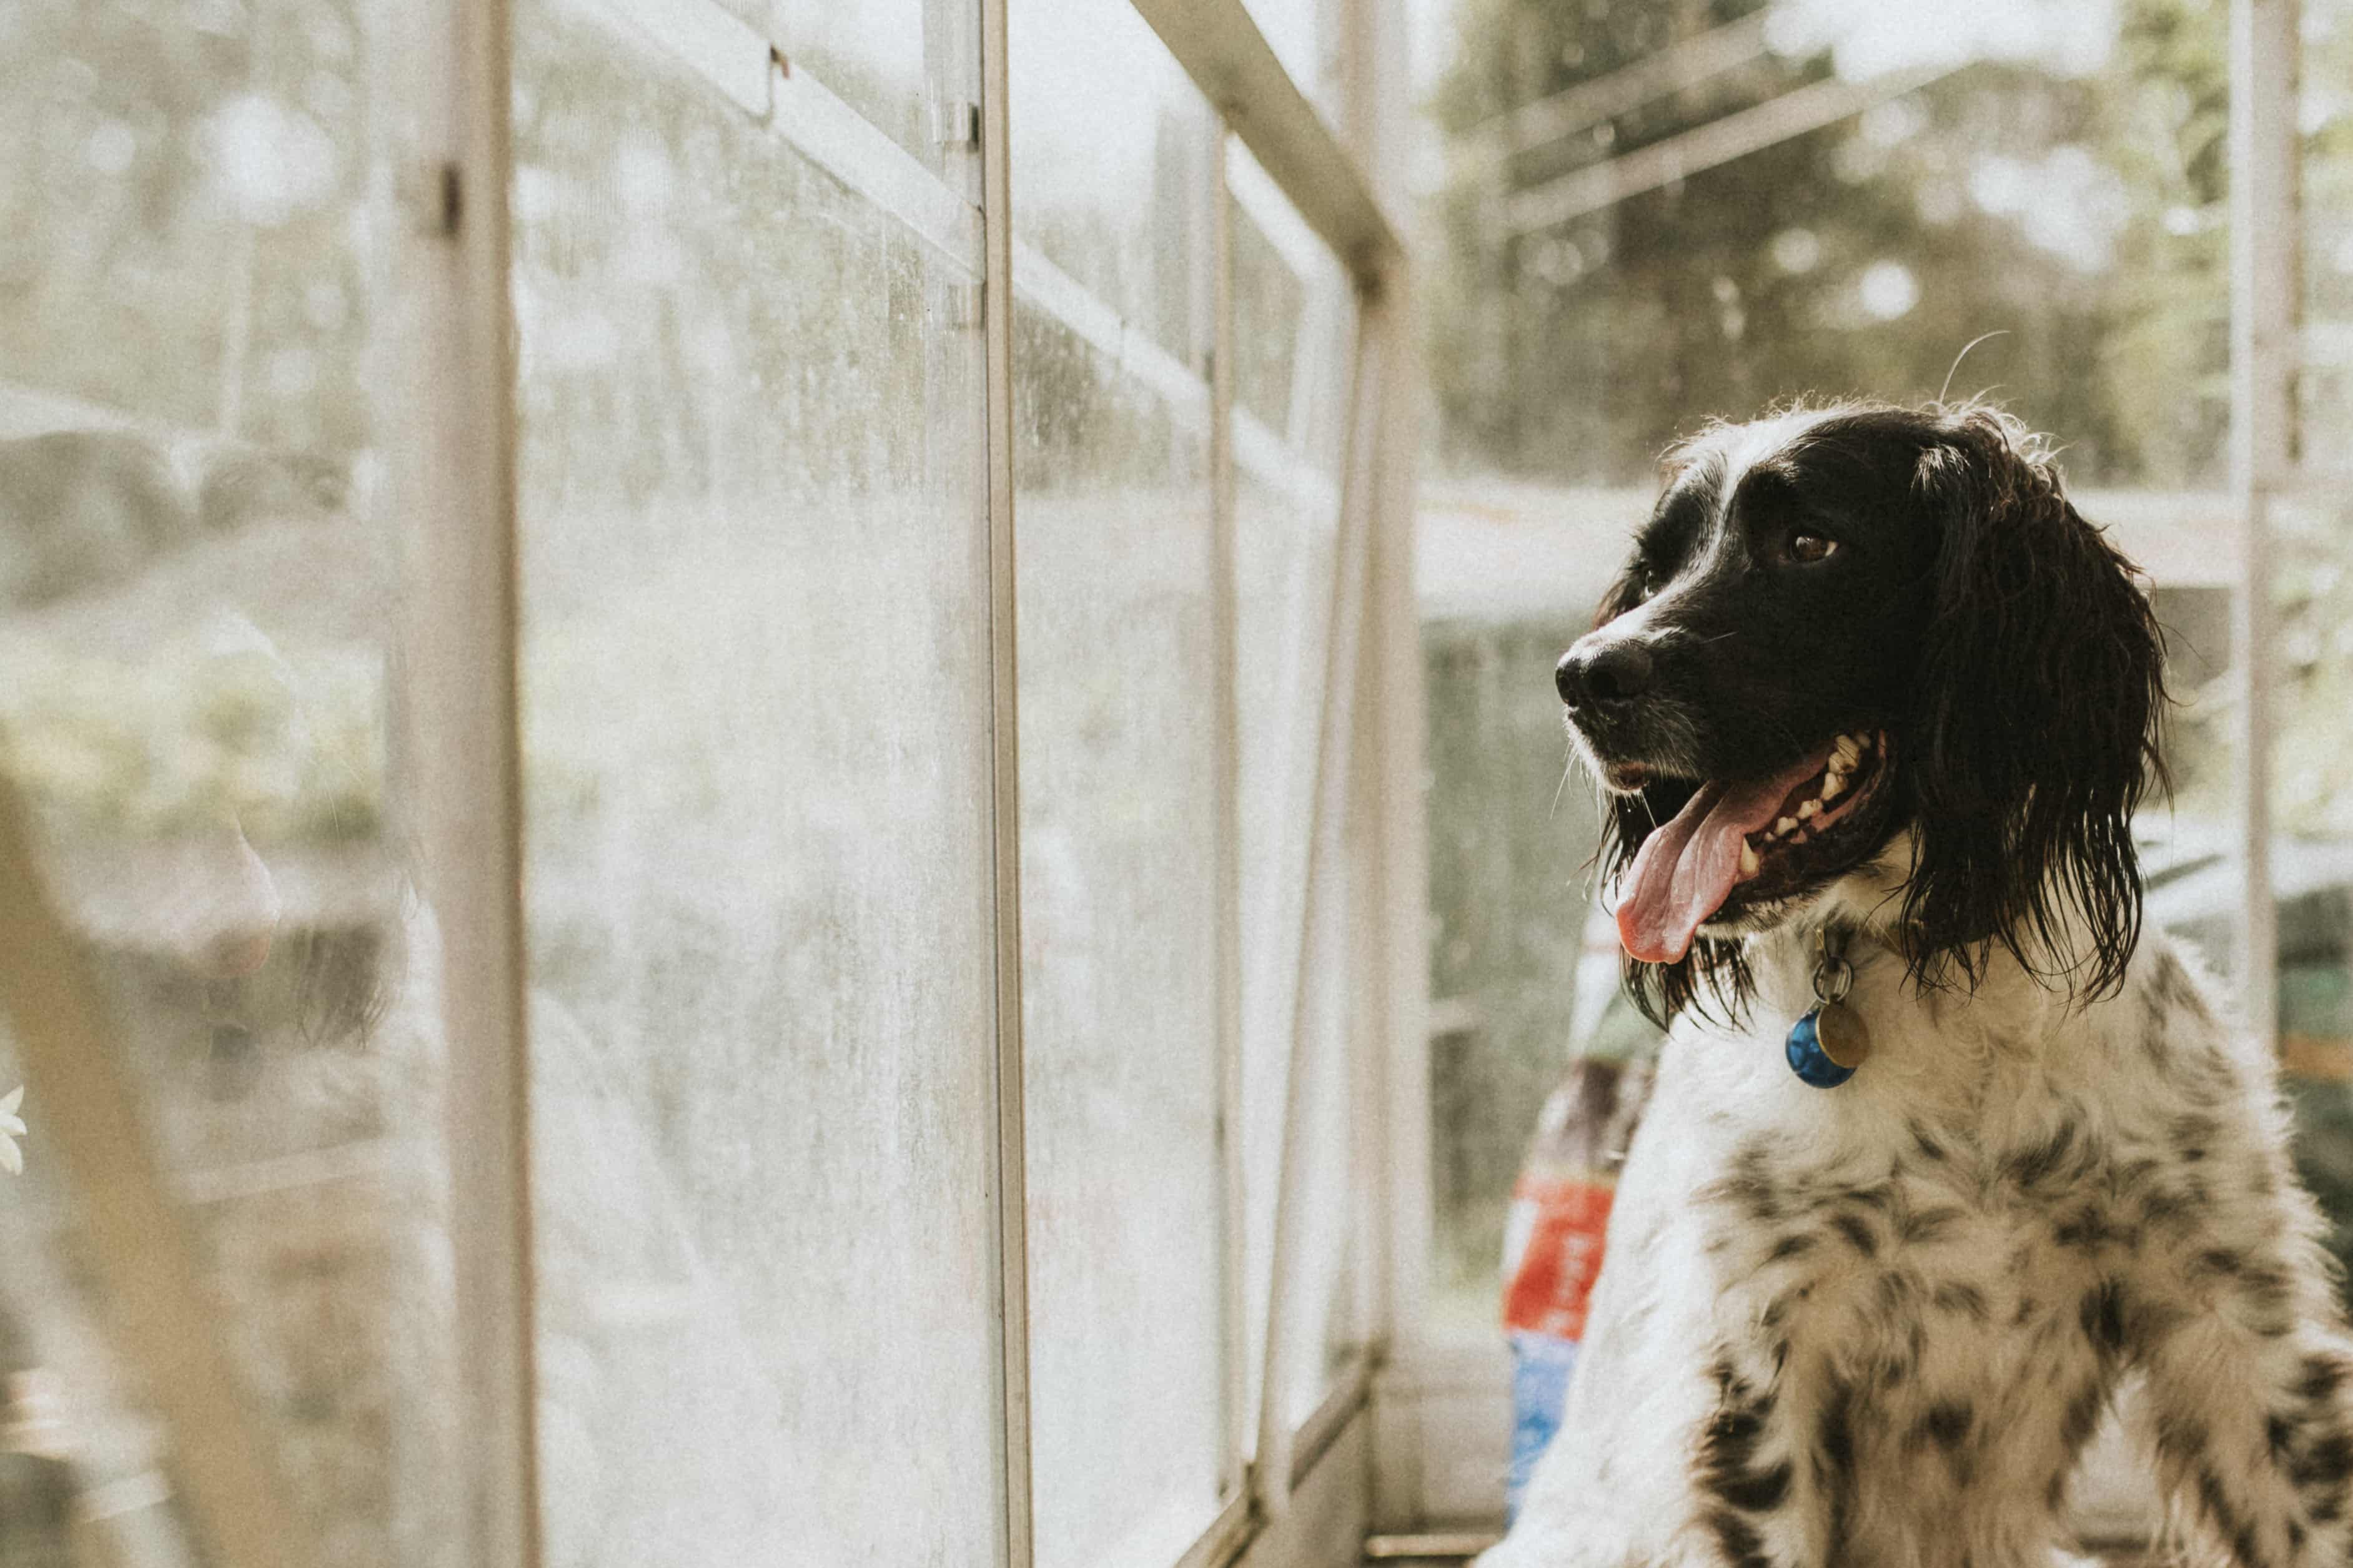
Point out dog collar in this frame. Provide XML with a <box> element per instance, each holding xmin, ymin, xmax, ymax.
<box><xmin>1786</xmin><ymin>925</ymin><xmax>1871</xmax><ymax>1088</ymax></box>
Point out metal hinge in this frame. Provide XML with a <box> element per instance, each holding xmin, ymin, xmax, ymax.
<box><xmin>931</xmin><ymin>97</ymin><xmax>981</xmax><ymax>148</ymax></box>
<box><xmin>396</xmin><ymin>159</ymin><xmax>465</xmax><ymax>239</ymax></box>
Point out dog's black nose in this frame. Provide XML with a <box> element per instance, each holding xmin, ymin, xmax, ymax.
<box><xmin>1555</xmin><ymin>640</ymin><xmax>1655</xmax><ymax>709</ymax></box>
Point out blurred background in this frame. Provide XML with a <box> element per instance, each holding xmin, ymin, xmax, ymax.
<box><xmin>1415</xmin><ymin>0</ymin><xmax>2353</xmax><ymax>1344</ymax></box>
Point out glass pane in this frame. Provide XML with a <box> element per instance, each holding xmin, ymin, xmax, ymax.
<box><xmin>1419</xmin><ymin>615</ymin><xmax>1610</xmax><ymax>1336</ymax></box>
<box><xmin>2304</xmin><ymin>0</ymin><xmax>2353</xmax><ymax>464</ymax></box>
<box><xmin>1230</xmin><ymin>143</ymin><xmax>1354</xmax><ymax>456</ymax></box>
<box><xmin>511</xmin><ymin>6</ymin><xmax>1001</xmax><ymax>1564</ymax></box>
<box><xmin>1009</xmin><ymin>11</ymin><xmax>1225</xmax><ymax>1551</ymax></box>
<box><xmin>743</xmin><ymin>0</ymin><xmax>941</xmax><ymax>167</ymax></box>
<box><xmin>1008</xmin><ymin>0</ymin><xmax>1212</xmax><ymax>362</ymax></box>
<box><xmin>1231</xmin><ymin>160</ymin><xmax>1355</xmax><ymax>1424</ymax></box>
<box><xmin>0</xmin><ymin>1</ymin><xmax>455</xmax><ymax>1563</ymax></box>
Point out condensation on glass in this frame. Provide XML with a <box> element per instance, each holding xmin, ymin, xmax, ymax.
<box><xmin>1006</xmin><ymin>1</ymin><xmax>1228</xmax><ymax>1559</ymax></box>
<box><xmin>507</xmin><ymin>2</ymin><xmax>1002</xmax><ymax>1562</ymax></box>
<box><xmin>1228</xmin><ymin>141</ymin><xmax>1362</xmax><ymax>1426</ymax></box>
<box><xmin>0</xmin><ymin>0</ymin><xmax>1399</xmax><ymax>1561</ymax></box>
<box><xmin>0</xmin><ymin>2</ymin><xmax>458</xmax><ymax>1564</ymax></box>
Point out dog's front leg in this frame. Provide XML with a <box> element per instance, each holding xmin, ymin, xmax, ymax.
<box><xmin>1487</xmin><ymin>1239</ymin><xmax>1835</xmax><ymax>1566</ymax></box>
<box><xmin>2129</xmin><ymin>1231</ymin><xmax>2353</xmax><ymax>1563</ymax></box>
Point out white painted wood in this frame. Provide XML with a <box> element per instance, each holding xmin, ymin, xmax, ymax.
<box><xmin>0</xmin><ymin>786</ymin><xmax>308</xmax><ymax>1568</ymax></box>
<box><xmin>1257</xmin><ymin>305</ymin><xmax>1384</xmax><ymax>1517</ymax></box>
<box><xmin>380</xmin><ymin>2</ymin><xmax>541</xmax><ymax>1562</ymax></box>
<box><xmin>1236</xmin><ymin>1413</ymin><xmax>1375</xmax><ymax>1568</ymax></box>
<box><xmin>1210</xmin><ymin>125</ymin><xmax>1254</xmax><ymax>1504</ymax></box>
<box><xmin>980</xmin><ymin>0</ymin><xmax>1034</xmax><ymax>1557</ymax></box>
<box><xmin>1500</xmin><ymin>66</ymin><xmax>1953</xmax><ymax>235</ymax></box>
<box><xmin>2229</xmin><ymin>0</ymin><xmax>2298</xmax><ymax>1051</ymax></box>
<box><xmin>1453</xmin><ymin>11</ymin><xmax>1771</xmax><ymax>171</ymax></box>
<box><xmin>1123</xmin><ymin>0</ymin><xmax>1403</xmax><ymax>282</ymax></box>
<box><xmin>597</xmin><ymin>0</ymin><xmax>774</xmax><ymax>114</ymax></box>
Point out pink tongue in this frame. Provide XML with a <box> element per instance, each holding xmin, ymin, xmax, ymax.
<box><xmin>1615</xmin><ymin>751</ymin><xmax>1831</xmax><ymax>964</ymax></box>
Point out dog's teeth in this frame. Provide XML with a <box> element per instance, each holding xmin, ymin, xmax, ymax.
<box><xmin>1820</xmin><ymin>771</ymin><xmax>1846</xmax><ymax>800</ymax></box>
<box><xmin>1832</xmin><ymin>734</ymin><xmax>1862</xmax><ymax>768</ymax></box>
<box><xmin>1740</xmin><ymin>843</ymin><xmax>1760</xmax><ymax>877</ymax></box>
<box><xmin>1775</xmin><ymin>816</ymin><xmax>1797</xmax><ymax>836</ymax></box>
<box><xmin>1790</xmin><ymin>827</ymin><xmax>1810</xmax><ymax>844</ymax></box>
<box><xmin>1798</xmin><ymin>799</ymin><xmax>1820</xmax><ymax>820</ymax></box>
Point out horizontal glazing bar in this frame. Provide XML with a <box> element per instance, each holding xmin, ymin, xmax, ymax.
<box><xmin>1125</xmin><ymin>0</ymin><xmax>1403</xmax><ymax>281</ymax></box>
<box><xmin>600</xmin><ymin>0</ymin><xmax>774</xmax><ymax>113</ymax></box>
<box><xmin>585</xmin><ymin>0</ymin><xmax>1336</xmax><ymax>516</ymax></box>
<box><xmin>1226</xmin><ymin>141</ymin><xmax>1331</xmax><ymax>297</ymax></box>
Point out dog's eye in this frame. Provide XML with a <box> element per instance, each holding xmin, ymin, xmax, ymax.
<box><xmin>1788</xmin><ymin>531</ymin><xmax>1838</xmax><ymax>564</ymax></box>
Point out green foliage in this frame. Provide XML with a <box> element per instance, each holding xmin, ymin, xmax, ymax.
<box><xmin>1425</xmin><ymin>0</ymin><xmax>2235</xmax><ymax>486</ymax></box>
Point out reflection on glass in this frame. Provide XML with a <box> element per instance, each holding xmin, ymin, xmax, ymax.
<box><xmin>512</xmin><ymin>4</ymin><xmax>1001</xmax><ymax>1562</ymax></box>
<box><xmin>0</xmin><ymin>2</ymin><xmax>454</xmax><ymax>1563</ymax></box>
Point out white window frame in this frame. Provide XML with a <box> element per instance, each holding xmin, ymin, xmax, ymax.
<box><xmin>377</xmin><ymin>2</ymin><xmax>1424</xmax><ymax>1568</ymax></box>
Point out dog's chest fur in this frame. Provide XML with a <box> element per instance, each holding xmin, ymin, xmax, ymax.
<box><xmin>1501</xmin><ymin>930</ymin><xmax>2329</xmax><ymax>1568</ymax></box>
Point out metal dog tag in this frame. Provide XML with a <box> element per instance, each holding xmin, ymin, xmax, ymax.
<box><xmin>1813</xmin><ymin>1000</ymin><xmax>1872</xmax><ymax>1070</ymax></box>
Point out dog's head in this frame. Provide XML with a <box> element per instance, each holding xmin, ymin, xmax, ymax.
<box><xmin>1555</xmin><ymin>402</ymin><xmax>2167</xmax><ymax>1023</ymax></box>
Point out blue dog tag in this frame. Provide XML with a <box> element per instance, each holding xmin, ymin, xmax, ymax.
<box><xmin>1785</xmin><ymin>1005</ymin><xmax>1856</xmax><ymax>1089</ymax></box>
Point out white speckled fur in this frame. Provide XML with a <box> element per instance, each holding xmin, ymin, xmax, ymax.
<box><xmin>1488</xmin><ymin>860</ymin><xmax>2353</xmax><ymax>1568</ymax></box>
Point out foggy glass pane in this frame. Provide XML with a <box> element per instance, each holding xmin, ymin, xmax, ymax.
<box><xmin>1232</xmin><ymin>212</ymin><xmax>1307</xmax><ymax>442</ymax></box>
<box><xmin>1234</xmin><ymin>0</ymin><xmax>1343</xmax><ymax>130</ymax></box>
<box><xmin>1229</xmin><ymin>162</ymin><xmax>1359</xmax><ymax>1426</ymax></box>
<box><xmin>0</xmin><ymin>2</ymin><xmax>457</xmax><ymax>1564</ymax></box>
<box><xmin>511</xmin><ymin>5</ymin><xmax>1001</xmax><ymax>1564</ymax></box>
<box><xmin>1007</xmin><ymin>14</ymin><xmax>1226</xmax><ymax>1537</ymax></box>
<box><xmin>1009</xmin><ymin>0</ymin><xmax>1211</xmax><ymax>362</ymax></box>
<box><xmin>735</xmin><ymin>0</ymin><xmax>941</xmax><ymax>168</ymax></box>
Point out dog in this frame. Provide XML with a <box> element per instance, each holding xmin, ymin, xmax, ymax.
<box><xmin>1485</xmin><ymin>402</ymin><xmax>2353</xmax><ymax>1567</ymax></box>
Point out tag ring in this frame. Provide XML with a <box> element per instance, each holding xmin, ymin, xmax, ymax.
<box><xmin>1811</xmin><ymin>927</ymin><xmax>1855</xmax><ymax>1005</ymax></box>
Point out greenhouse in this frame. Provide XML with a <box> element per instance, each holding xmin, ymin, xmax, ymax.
<box><xmin>0</xmin><ymin>0</ymin><xmax>2346</xmax><ymax>1563</ymax></box>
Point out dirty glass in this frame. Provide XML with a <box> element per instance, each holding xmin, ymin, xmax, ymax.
<box><xmin>734</xmin><ymin>0</ymin><xmax>941</xmax><ymax>167</ymax></box>
<box><xmin>1229</xmin><ymin>152</ymin><xmax>1364</xmax><ymax>1427</ymax></box>
<box><xmin>510</xmin><ymin>4</ymin><xmax>1001</xmax><ymax>1564</ymax></box>
<box><xmin>1008</xmin><ymin>5</ymin><xmax>1226</xmax><ymax>1558</ymax></box>
<box><xmin>0</xmin><ymin>2</ymin><xmax>457</xmax><ymax>1565</ymax></box>
<box><xmin>1009</xmin><ymin>0</ymin><xmax>1211</xmax><ymax>363</ymax></box>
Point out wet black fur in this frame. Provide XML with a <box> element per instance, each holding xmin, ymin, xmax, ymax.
<box><xmin>1570</xmin><ymin>402</ymin><xmax>2169</xmax><ymax>1027</ymax></box>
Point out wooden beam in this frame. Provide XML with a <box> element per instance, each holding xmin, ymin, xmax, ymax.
<box><xmin>2228</xmin><ymin>0</ymin><xmax>2299</xmax><ymax>1048</ymax></box>
<box><xmin>1124</xmin><ymin>0</ymin><xmax>1404</xmax><ymax>285</ymax></box>
<box><xmin>0</xmin><ymin>783</ymin><xmax>307</xmax><ymax>1568</ymax></box>
<box><xmin>1455</xmin><ymin>11</ymin><xmax>1773</xmax><ymax>174</ymax></box>
<box><xmin>1499</xmin><ymin>64</ymin><xmax>1951</xmax><ymax>235</ymax></box>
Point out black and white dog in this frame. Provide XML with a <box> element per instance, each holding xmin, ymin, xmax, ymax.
<box><xmin>1487</xmin><ymin>402</ymin><xmax>2353</xmax><ymax>1567</ymax></box>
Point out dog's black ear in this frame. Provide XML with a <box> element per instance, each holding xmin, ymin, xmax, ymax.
<box><xmin>1902</xmin><ymin>407</ymin><xmax>2167</xmax><ymax>997</ymax></box>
